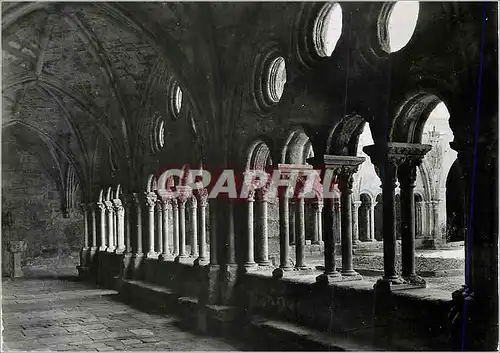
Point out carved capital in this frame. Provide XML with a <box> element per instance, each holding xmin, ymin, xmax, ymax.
<box><xmin>79</xmin><ymin>203</ymin><xmax>88</xmax><ymax>213</ymax></box>
<box><xmin>312</xmin><ymin>198</ymin><xmax>324</xmax><ymax>211</ymax></box>
<box><xmin>144</xmin><ymin>193</ymin><xmax>157</xmax><ymax>209</ymax></box>
<box><xmin>103</xmin><ymin>200</ymin><xmax>114</xmax><ymax>212</ymax></box>
<box><xmin>193</xmin><ymin>188</ymin><xmax>209</xmax><ymax>207</ymax></box>
<box><xmin>188</xmin><ymin>195</ymin><xmax>198</xmax><ymax>209</ymax></box>
<box><xmin>175</xmin><ymin>186</ymin><xmax>192</xmax><ymax>205</ymax></box>
<box><xmin>96</xmin><ymin>201</ymin><xmax>106</xmax><ymax>212</ymax></box>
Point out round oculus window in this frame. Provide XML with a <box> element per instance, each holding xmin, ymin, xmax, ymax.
<box><xmin>266</xmin><ymin>56</ymin><xmax>287</xmax><ymax>103</ymax></box>
<box><xmin>313</xmin><ymin>3</ymin><xmax>343</xmax><ymax>57</ymax></box>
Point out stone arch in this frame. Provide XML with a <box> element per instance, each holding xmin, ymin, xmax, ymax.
<box><xmin>246</xmin><ymin>138</ymin><xmax>273</xmax><ymax>171</ymax></box>
<box><xmin>281</xmin><ymin>127</ymin><xmax>314</xmax><ymax>165</ymax></box>
<box><xmin>146</xmin><ymin>174</ymin><xmax>157</xmax><ymax>192</ymax></box>
<box><xmin>326</xmin><ymin>113</ymin><xmax>367</xmax><ymax>156</ymax></box>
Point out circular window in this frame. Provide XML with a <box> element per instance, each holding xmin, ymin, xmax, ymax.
<box><xmin>266</xmin><ymin>56</ymin><xmax>287</xmax><ymax>103</ymax></box>
<box><xmin>313</xmin><ymin>3</ymin><xmax>343</xmax><ymax>57</ymax></box>
<box><xmin>174</xmin><ymin>85</ymin><xmax>183</xmax><ymax>114</ymax></box>
<box><xmin>380</xmin><ymin>1</ymin><xmax>420</xmax><ymax>53</ymax></box>
<box><xmin>158</xmin><ymin>120</ymin><xmax>165</xmax><ymax>148</ymax></box>
<box><xmin>167</xmin><ymin>78</ymin><xmax>184</xmax><ymax>120</ymax></box>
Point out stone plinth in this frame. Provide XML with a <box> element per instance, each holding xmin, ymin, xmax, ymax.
<box><xmin>5</xmin><ymin>241</ymin><xmax>27</xmax><ymax>278</ymax></box>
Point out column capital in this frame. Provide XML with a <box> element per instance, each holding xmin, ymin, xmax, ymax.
<box><xmin>144</xmin><ymin>193</ymin><xmax>157</xmax><ymax>209</ymax></box>
<box><xmin>188</xmin><ymin>195</ymin><xmax>197</xmax><ymax>209</ymax></box>
<box><xmin>193</xmin><ymin>188</ymin><xmax>209</xmax><ymax>207</ymax></box>
<box><xmin>103</xmin><ymin>200</ymin><xmax>114</xmax><ymax>211</ymax></box>
<box><xmin>353</xmin><ymin>200</ymin><xmax>362</xmax><ymax>208</ymax></box>
<box><xmin>79</xmin><ymin>203</ymin><xmax>89</xmax><ymax>213</ymax></box>
<box><xmin>112</xmin><ymin>198</ymin><xmax>124</xmax><ymax>212</ymax></box>
<box><xmin>96</xmin><ymin>201</ymin><xmax>106</xmax><ymax>211</ymax></box>
<box><xmin>364</xmin><ymin>143</ymin><xmax>431</xmax><ymax>169</ymax></box>
<box><xmin>175</xmin><ymin>186</ymin><xmax>192</xmax><ymax>205</ymax></box>
<box><xmin>312</xmin><ymin>198</ymin><xmax>324</xmax><ymax>210</ymax></box>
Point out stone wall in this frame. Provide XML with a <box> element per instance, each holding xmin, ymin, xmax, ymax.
<box><xmin>2</xmin><ymin>148</ymin><xmax>83</xmax><ymax>269</ymax></box>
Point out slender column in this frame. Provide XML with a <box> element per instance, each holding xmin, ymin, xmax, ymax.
<box><xmin>369</xmin><ymin>202</ymin><xmax>376</xmax><ymax>241</ymax></box>
<box><xmin>352</xmin><ymin>201</ymin><xmax>361</xmax><ymax>244</ymax></box>
<box><xmin>113</xmin><ymin>199</ymin><xmax>125</xmax><ymax>253</ymax></box>
<box><xmin>245</xmin><ymin>191</ymin><xmax>257</xmax><ymax>268</ymax></box>
<box><xmin>339</xmin><ymin>174</ymin><xmax>360</xmax><ymax>277</ymax></box>
<box><xmin>333</xmin><ymin>198</ymin><xmax>341</xmax><ymax>244</ymax></box>
<box><xmin>312</xmin><ymin>199</ymin><xmax>323</xmax><ymax>244</ymax></box>
<box><xmin>415</xmin><ymin>201</ymin><xmax>423</xmax><ymax>238</ymax></box>
<box><xmin>113</xmin><ymin>207</ymin><xmax>117</xmax><ymax>250</ymax></box>
<box><xmin>159</xmin><ymin>198</ymin><xmax>173</xmax><ymax>261</ymax></box>
<box><xmin>399</xmin><ymin>162</ymin><xmax>424</xmax><ymax>284</ymax></box>
<box><xmin>194</xmin><ymin>189</ymin><xmax>209</xmax><ymax>265</ymax></box>
<box><xmin>132</xmin><ymin>193</ymin><xmax>143</xmax><ymax>255</ymax></box>
<box><xmin>294</xmin><ymin>196</ymin><xmax>307</xmax><ymax>269</ymax></box>
<box><xmin>124</xmin><ymin>199</ymin><xmax>131</xmax><ymax>253</ymax></box>
<box><xmin>104</xmin><ymin>201</ymin><xmax>115</xmax><ymax>252</ymax></box>
<box><xmin>145</xmin><ymin>193</ymin><xmax>157</xmax><ymax>258</ymax></box>
<box><xmin>90</xmin><ymin>203</ymin><xmax>97</xmax><ymax>249</ymax></box>
<box><xmin>255</xmin><ymin>189</ymin><xmax>270</xmax><ymax>265</ymax></box>
<box><xmin>380</xmin><ymin>161</ymin><xmax>399</xmax><ymax>281</ymax></box>
<box><xmin>208</xmin><ymin>198</ymin><xmax>218</xmax><ymax>266</ymax></box>
<box><xmin>189</xmin><ymin>197</ymin><xmax>198</xmax><ymax>257</ymax></box>
<box><xmin>156</xmin><ymin>201</ymin><xmax>163</xmax><ymax>255</ymax></box>
<box><xmin>278</xmin><ymin>195</ymin><xmax>291</xmax><ymax>270</ymax></box>
<box><xmin>81</xmin><ymin>204</ymin><xmax>89</xmax><ymax>249</ymax></box>
<box><xmin>97</xmin><ymin>202</ymin><xmax>106</xmax><ymax>250</ymax></box>
<box><xmin>226</xmin><ymin>200</ymin><xmax>236</xmax><ymax>265</ymax></box>
<box><xmin>171</xmin><ymin>199</ymin><xmax>179</xmax><ymax>256</ymax></box>
<box><xmin>176</xmin><ymin>187</ymin><xmax>190</xmax><ymax>260</ymax></box>
<box><xmin>318</xmin><ymin>201</ymin><xmax>323</xmax><ymax>241</ymax></box>
<box><xmin>289</xmin><ymin>200</ymin><xmax>296</xmax><ymax>245</ymax></box>
<box><xmin>317</xmin><ymin>196</ymin><xmax>341</xmax><ymax>282</ymax></box>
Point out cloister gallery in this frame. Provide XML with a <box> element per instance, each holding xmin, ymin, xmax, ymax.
<box><xmin>1</xmin><ymin>1</ymin><xmax>498</xmax><ymax>351</ymax></box>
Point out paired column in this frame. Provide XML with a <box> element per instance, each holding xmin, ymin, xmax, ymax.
<box><xmin>176</xmin><ymin>186</ymin><xmax>191</xmax><ymax>260</ymax></box>
<box><xmin>255</xmin><ymin>189</ymin><xmax>271</xmax><ymax>266</ymax></box>
<box><xmin>156</xmin><ymin>199</ymin><xmax>163</xmax><ymax>255</ymax></box>
<box><xmin>398</xmin><ymin>147</ymin><xmax>430</xmax><ymax>285</ymax></box>
<box><xmin>278</xmin><ymin>194</ymin><xmax>291</xmax><ymax>270</ymax></box>
<box><xmin>369</xmin><ymin>201</ymin><xmax>376</xmax><ymax>241</ymax></box>
<box><xmin>104</xmin><ymin>201</ymin><xmax>115</xmax><ymax>252</ymax></box>
<box><xmin>352</xmin><ymin>201</ymin><xmax>361</xmax><ymax>244</ymax></box>
<box><xmin>132</xmin><ymin>193</ymin><xmax>143</xmax><ymax>256</ymax></box>
<box><xmin>244</xmin><ymin>191</ymin><xmax>257</xmax><ymax>268</ymax></box>
<box><xmin>189</xmin><ymin>197</ymin><xmax>198</xmax><ymax>257</ymax></box>
<box><xmin>312</xmin><ymin>199</ymin><xmax>323</xmax><ymax>244</ymax></box>
<box><xmin>159</xmin><ymin>197</ymin><xmax>173</xmax><ymax>261</ymax></box>
<box><xmin>124</xmin><ymin>198</ymin><xmax>132</xmax><ymax>253</ymax></box>
<box><xmin>338</xmin><ymin>173</ymin><xmax>361</xmax><ymax>278</ymax></box>
<box><xmin>194</xmin><ymin>189</ymin><xmax>209</xmax><ymax>265</ymax></box>
<box><xmin>97</xmin><ymin>202</ymin><xmax>107</xmax><ymax>250</ymax></box>
<box><xmin>113</xmin><ymin>199</ymin><xmax>125</xmax><ymax>253</ymax></box>
<box><xmin>171</xmin><ymin>199</ymin><xmax>179</xmax><ymax>256</ymax></box>
<box><xmin>144</xmin><ymin>193</ymin><xmax>157</xmax><ymax>258</ymax></box>
<box><xmin>90</xmin><ymin>203</ymin><xmax>97</xmax><ymax>250</ymax></box>
<box><xmin>294</xmin><ymin>196</ymin><xmax>307</xmax><ymax>269</ymax></box>
<box><xmin>81</xmin><ymin>203</ymin><xmax>89</xmax><ymax>250</ymax></box>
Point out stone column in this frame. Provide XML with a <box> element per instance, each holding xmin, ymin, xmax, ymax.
<box><xmin>294</xmin><ymin>196</ymin><xmax>307</xmax><ymax>269</ymax></box>
<box><xmin>113</xmin><ymin>199</ymin><xmax>125</xmax><ymax>253</ymax></box>
<box><xmin>352</xmin><ymin>201</ymin><xmax>361</xmax><ymax>244</ymax></box>
<box><xmin>189</xmin><ymin>197</ymin><xmax>198</xmax><ymax>257</ymax></box>
<box><xmin>255</xmin><ymin>188</ymin><xmax>270</xmax><ymax>266</ymax></box>
<box><xmin>90</xmin><ymin>203</ymin><xmax>97</xmax><ymax>250</ymax></box>
<box><xmin>415</xmin><ymin>200</ymin><xmax>423</xmax><ymax>238</ymax></box>
<box><xmin>156</xmin><ymin>201</ymin><xmax>163</xmax><ymax>255</ymax></box>
<box><xmin>104</xmin><ymin>201</ymin><xmax>115</xmax><ymax>252</ymax></box>
<box><xmin>194</xmin><ymin>189</ymin><xmax>209</xmax><ymax>266</ymax></box>
<box><xmin>132</xmin><ymin>193</ymin><xmax>143</xmax><ymax>255</ymax></box>
<box><xmin>145</xmin><ymin>193</ymin><xmax>157</xmax><ymax>258</ymax></box>
<box><xmin>159</xmin><ymin>197</ymin><xmax>173</xmax><ymax>261</ymax></box>
<box><xmin>245</xmin><ymin>191</ymin><xmax>257</xmax><ymax>269</ymax></box>
<box><xmin>227</xmin><ymin>200</ymin><xmax>236</xmax><ymax>265</ymax></box>
<box><xmin>81</xmin><ymin>203</ymin><xmax>89</xmax><ymax>250</ymax></box>
<box><xmin>316</xmin><ymin>196</ymin><xmax>341</xmax><ymax>283</ymax></box>
<box><xmin>208</xmin><ymin>198</ymin><xmax>218</xmax><ymax>266</ymax></box>
<box><xmin>311</xmin><ymin>199</ymin><xmax>323</xmax><ymax>244</ymax></box>
<box><xmin>289</xmin><ymin>200</ymin><xmax>296</xmax><ymax>245</ymax></box>
<box><xmin>124</xmin><ymin>199</ymin><xmax>131</xmax><ymax>253</ymax></box>
<box><xmin>369</xmin><ymin>202</ymin><xmax>376</xmax><ymax>241</ymax></box>
<box><xmin>278</xmin><ymin>195</ymin><xmax>291</xmax><ymax>270</ymax></box>
<box><xmin>398</xmin><ymin>156</ymin><xmax>429</xmax><ymax>286</ymax></box>
<box><xmin>97</xmin><ymin>202</ymin><xmax>107</xmax><ymax>251</ymax></box>
<box><xmin>333</xmin><ymin>198</ymin><xmax>341</xmax><ymax>244</ymax></box>
<box><xmin>176</xmin><ymin>186</ymin><xmax>191</xmax><ymax>260</ymax></box>
<box><xmin>171</xmin><ymin>199</ymin><xmax>179</xmax><ymax>256</ymax></box>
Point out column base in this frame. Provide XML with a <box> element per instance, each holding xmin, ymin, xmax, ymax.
<box><xmin>402</xmin><ymin>274</ymin><xmax>427</xmax><ymax>287</ymax></box>
<box><xmin>106</xmin><ymin>247</ymin><xmax>116</xmax><ymax>253</ymax></box>
<box><xmin>272</xmin><ymin>267</ymin><xmax>314</xmax><ymax>279</ymax></box>
<box><xmin>257</xmin><ymin>260</ymin><xmax>272</xmax><ymax>267</ymax></box>
<box><xmin>340</xmin><ymin>269</ymin><xmax>363</xmax><ymax>280</ymax></box>
<box><xmin>99</xmin><ymin>246</ymin><xmax>107</xmax><ymax>252</ymax></box>
<box><xmin>114</xmin><ymin>247</ymin><xmax>126</xmax><ymax>255</ymax></box>
<box><xmin>379</xmin><ymin>275</ymin><xmax>405</xmax><ymax>285</ymax></box>
<box><xmin>194</xmin><ymin>257</ymin><xmax>209</xmax><ymax>267</ymax></box>
<box><xmin>316</xmin><ymin>272</ymin><xmax>343</xmax><ymax>284</ymax></box>
<box><xmin>311</xmin><ymin>240</ymin><xmax>323</xmax><ymax>245</ymax></box>
<box><xmin>159</xmin><ymin>253</ymin><xmax>174</xmax><ymax>262</ymax></box>
<box><xmin>174</xmin><ymin>254</ymin><xmax>191</xmax><ymax>264</ymax></box>
<box><xmin>190</xmin><ymin>253</ymin><xmax>199</xmax><ymax>258</ymax></box>
<box><xmin>145</xmin><ymin>251</ymin><xmax>158</xmax><ymax>259</ymax></box>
